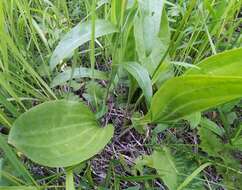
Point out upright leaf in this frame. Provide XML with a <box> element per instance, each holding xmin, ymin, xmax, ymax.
<box><xmin>66</xmin><ymin>169</ymin><xmax>75</xmax><ymax>190</ymax></box>
<box><xmin>158</xmin><ymin>9</ymin><xmax>170</xmax><ymax>49</ymax></box>
<box><xmin>122</xmin><ymin>62</ymin><xmax>152</xmax><ymax>107</ymax></box>
<box><xmin>51</xmin><ymin>67</ymin><xmax>109</xmax><ymax>87</ymax></box>
<box><xmin>151</xmin><ymin>149</ymin><xmax>178</xmax><ymax>190</ymax></box>
<box><xmin>185</xmin><ymin>48</ymin><xmax>242</xmax><ymax>76</ymax></box>
<box><xmin>200</xmin><ymin>117</ymin><xmax>225</xmax><ymax>137</ymax></box>
<box><xmin>8</xmin><ymin>100</ymin><xmax>114</xmax><ymax>167</ymax></box>
<box><xmin>110</xmin><ymin>0</ymin><xmax>122</xmax><ymax>26</ymax></box>
<box><xmin>135</xmin><ymin>0</ymin><xmax>165</xmax><ymax>55</ymax></box>
<box><xmin>134</xmin><ymin>2</ymin><xmax>170</xmax><ymax>75</ymax></box>
<box><xmin>149</xmin><ymin>76</ymin><xmax>242</xmax><ymax>123</ymax></box>
<box><xmin>50</xmin><ymin>20</ymin><xmax>117</xmax><ymax>70</ymax></box>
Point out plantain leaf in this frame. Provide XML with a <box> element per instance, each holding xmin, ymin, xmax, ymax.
<box><xmin>122</xmin><ymin>62</ymin><xmax>152</xmax><ymax>107</ymax></box>
<box><xmin>198</xmin><ymin>125</ymin><xmax>224</xmax><ymax>157</ymax></box>
<box><xmin>134</xmin><ymin>0</ymin><xmax>165</xmax><ymax>55</ymax></box>
<box><xmin>50</xmin><ymin>19</ymin><xmax>118</xmax><ymax>70</ymax></box>
<box><xmin>149</xmin><ymin>76</ymin><xmax>242</xmax><ymax>123</ymax></box>
<box><xmin>51</xmin><ymin>67</ymin><xmax>109</xmax><ymax>87</ymax></box>
<box><xmin>151</xmin><ymin>149</ymin><xmax>177</xmax><ymax>190</ymax></box>
<box><xmin>8</xmin><ymin>100</ymin><xmax>114</xmax><ymax>168</ymax></box>
<box><xmin>134</xmin><ymin>148</ymin><xmax>178</xmax><ymax>190</ymax></box>
<box><xmin>134</xmin><ymin>2</ymin><xmax>170</xmax><ymax>75</ymax></box>
<box><xmin>134</xmin><ymin>148</ymin><xmax>204</xmax><ymax>190</ymax></box>
<box><xmin>185</xmin><ymin>48</ymin><xmax>242</xmax><ymax>76</ymax></box>
<box><xmin>199</xmin><ymin>117</ymin><xmax>225</xmax><ymax>137</ymax></box>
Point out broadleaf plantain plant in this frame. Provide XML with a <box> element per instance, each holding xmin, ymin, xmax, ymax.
<box><xmin>132</xmin><ymin>48</ymin><xmax>242</xmax><ymax>189</ymax></box>
<box><xmin>134</xmin><ymin>48</ymin><xmax>242</xmax><ymax>125</ymax></box>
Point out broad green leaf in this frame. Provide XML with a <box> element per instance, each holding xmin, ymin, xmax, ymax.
<box><xmin>151</xmin><ymin>149</ymin><xmax>177</xmax><ymax>190</ymax></box>
<box><xmin>198</xmin><ymin>126</ymin><xmax>224</xmax><ymax>157</ymax></box>
<box><xmin>122</xmin><ymin>62</ymin><xmax>152</xmax><ymax>107</ymax></box>
<box><xmin>152</xmin><ymin>61</ymin><xmax>174</xmax><ymax>87</ymax></box>
<box><xmin>134</xmin><ymin>148</ymin><xmax>177</xmax><ymax>190</ymax></box>
<box><xmin>158</xmin><ymin>9</ymin><xmax>170</xmax><ymax>49</ymax></box>
<box><xmin>200</xmin><ymin>117</ymin><xmax>225</xmax><ymax>137</ymax></box>
<box><xmin>122</xmin><ymin>6</ymin><xmax>137</xmax><ymax>62</ymax></box>
<box><xmin>134</xmin><ymin>148</ymin><xmax>204</xmax><ymax>190</ymax></box>
<box><xmin>149</xmin><ymin>76</ymin><xmax>242</xmax><ymax>123</ymax></box>
<box><xmin>8</xmin><ymin>100</ymin><xmax>114</xmax><ymax>167</ymax></box>
<box><xmin>135</xmin><ymin>0</ymin><xmax>165</xmax><ymax>55</ymax></box>
<box><xmin>50</xmin><ymin>19</ymin><xmax>117</xmax><ymax>70</ymax></box>
<box><xmin>51</xmin><ymin>67</ymin><xmax>109</xmax><ymax>87</ymax></box>
<box><xmin>134</xmin><ymin>3</ymin><xmax>169</xmax><ymax>75</ymax></box>
<box><xmin>185</xmin><ymin>48</ymin><xmax>242</xmax><ymax>76</ymax></box>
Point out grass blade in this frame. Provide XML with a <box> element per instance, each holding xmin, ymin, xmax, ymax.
<box><xmin>0</xmin><ymin>187</ymin><xmax>39</xmax><ymax>190</ymax></box>
<box><xmin>0</xmin><ymin>135</ymin><xmax>37</xmax><ymax>186</ymax></box>
<box><xmin>177</xmin><ymin>162</ymin><xmax>211</xmax><ymax>190</ymax></box>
